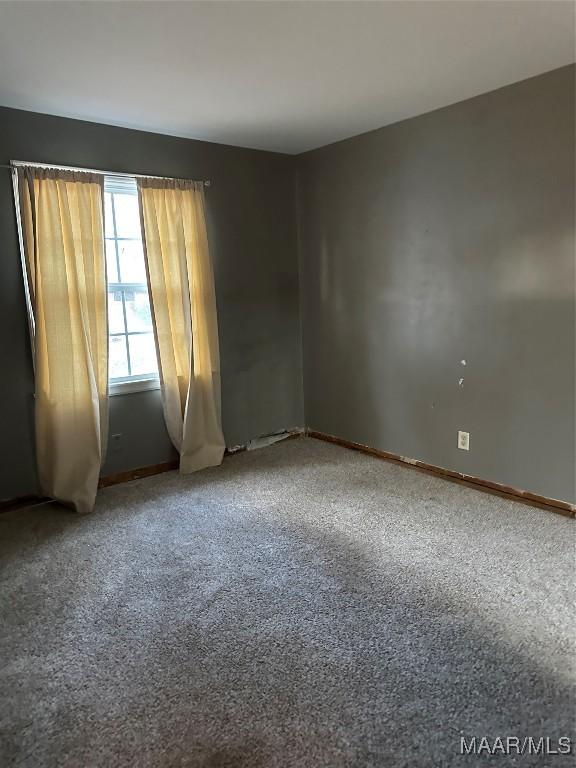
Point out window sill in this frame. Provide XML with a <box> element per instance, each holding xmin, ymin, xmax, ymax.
<box><xmin>109</xmin><ymin>377</ymin><xmax>160</xmax><ymax>396</ymax></box>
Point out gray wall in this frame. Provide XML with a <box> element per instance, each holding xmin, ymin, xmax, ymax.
<box><xmin>297</xmin><ymin>65</ymin><xmax>575</xmax><ymax>503</ymax></box>
<box><xmin>2</xmin><ymin>65</ymin><xmax>574</xmax><ymax>505</ymax></box>
<box><xmin>0</xmin><ymin>108</ymin><xmax>303</xmax><ymax>500</ymax></box>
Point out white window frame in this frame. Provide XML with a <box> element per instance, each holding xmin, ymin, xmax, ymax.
<box><xmin>109</xmin><ymin>376</ymin><xmax>159</xmax><ymax>396</ymax></box>
<box><xmin>104</xmin><ymin>174</ymin><xmax>159</xmax><ymax>396</ymax></box>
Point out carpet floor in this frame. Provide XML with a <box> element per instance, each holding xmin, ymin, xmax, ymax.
<box><xmin>0</xmin><ymin>437</ymin><xmax>574</xmax><ymax>767</ymax></box>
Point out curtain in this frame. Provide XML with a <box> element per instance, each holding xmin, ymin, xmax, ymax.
<box><xmin>138</xmin><ymin>179</ymin><xmax>225</xmax><ymax>474</ymax></box>
<box><xmin>18</xmin><ymin>167</ymin><xmax>108</xmax><ymax>514</ymax></box>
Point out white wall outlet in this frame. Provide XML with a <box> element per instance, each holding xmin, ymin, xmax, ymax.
<box><xmin>458</xmin><ymin>430</ymin><xmax>470</xmax><ymax>451</ymax></box>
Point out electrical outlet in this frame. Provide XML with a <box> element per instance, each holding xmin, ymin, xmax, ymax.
<box><xmin>458</xmin><ymin>430</ymin><xmax>470</xmax><ymax>451</ymax></box>
<box><xmin>111</xmin><ymin>433</ymin><xmax>122</xmax><ymax>453</ymax></box>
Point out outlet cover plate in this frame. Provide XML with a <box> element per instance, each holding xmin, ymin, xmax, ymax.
<box><xmin>458</xmin><ymin>430</ymin><xmax>470</xmax><ymax>451</ymax></box>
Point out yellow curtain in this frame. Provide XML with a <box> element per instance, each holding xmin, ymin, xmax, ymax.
<box><xmin>138</xmin><ymin>179</ymin><xmax>225</xmax><ymax>473</ymax></box>
<box><xmin>18</xmin><ymin>167</ymin><xmax>108</xmax><ymax>514</ymax></box>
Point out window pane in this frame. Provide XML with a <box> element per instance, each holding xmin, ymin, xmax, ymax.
<box><xmin>108</xmin><ymin>291</ymin><xmax>125</xmax><ymax>334</ymax></box>
<box><xmin>109</xmin><ymin>334</ymin><xmax>129</xmax><ymax>379</ymax></box>
<box><xmin>113</xmin><ymin>193</ymin><xmax>141</xmax><ymax>238</ymax></box>
<box><xmin>104</xmin><ymin>192</ymin><xmax>115</xmax><ymax>238</ymax></box>
<box><xmin>105</xmin><ymin>239</ymin><xmax>119</xmax><ymax>282</ymax></box>
<box><xmin>104</xmin><ymin>176</ymin><xmax>157</xmax><ymax>385</ymax></box>
<box><xmin>124</xmin><ymin>290</ymin><xmax>153</xmax><ymax>333</ymax></box>
<box><xmin>117</xmin><ymin>239</ymin><xmax>147</xmax><ymax>283</ymax></box>
<box><xmin>128</xmin><ymin>333</ymin><xmax>157</xmax><ymax>376</ymax></box>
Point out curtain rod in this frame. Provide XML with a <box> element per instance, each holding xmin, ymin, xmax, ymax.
<box><xmin>0</xmin><ymin>160</ymin><xmax>211</xmax><ymax>187</ymax></box>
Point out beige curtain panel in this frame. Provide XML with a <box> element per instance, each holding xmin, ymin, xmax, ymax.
<box><xmin>138</xmin><ymin>178</ymin><xmax>225</xmax><ymax>473</ymax></box>
<box><xmin>18</xmin><ymin>167</ymin><xmax>108</xmax><ymax>514</ymax></box>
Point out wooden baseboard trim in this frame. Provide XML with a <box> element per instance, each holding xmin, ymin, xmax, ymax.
<box><xmin>99</xmin><ymin>460</ymin><xmax>179</xmax><ymax>488</ymax></box>
<box><xmin>10</xmin><ymin>430</ymin><xmax>567</xmax><ymax>518</ymax></box>
<box><xmin>98</xmin><ymin>432</ymin><xmax>305</xmax><ymax>488</ymax></box>
<box><xmin>0</xmin><ymin>495</ymin><xmax>51</xmax><ymax>514</ymax></box>
<box><xmin>308</xmin><ymin>430</ymin><xmax>575</xmax><ymax>518</ymax></box>
<box><xmin>4</xmin><ymin>431</ymin><xmax>307</xmax><ymax>506</ymax></box>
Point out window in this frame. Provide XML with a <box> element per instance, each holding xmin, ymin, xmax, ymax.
<box><xmin>104</xmin><ymin>175</ymin><xmax>158</xmax><ymax>393</ymax></box>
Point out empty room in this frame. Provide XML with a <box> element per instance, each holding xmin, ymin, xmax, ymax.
<box><xmin>0</xmin><ymin>1</ymin><xmax>574</xmax><ymax>766</ymax></box>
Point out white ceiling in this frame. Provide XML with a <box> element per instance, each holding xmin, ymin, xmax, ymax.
<box><xmin>0</xmin><ymin>1</ymin><xmax>573</xmax><ymax>154</ymax></box>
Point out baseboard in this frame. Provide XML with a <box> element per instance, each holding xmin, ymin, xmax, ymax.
<box><xmin>0</xmin><ymin>495</ymin><xmax>51</xmax><ymax>514</ymax></box>
<box><xmin>1</xmin><ymin>430</ymin><xmax>307</xmax><ymax>509</ymax></box>
<box><xmin>308</xmin><ymin>430</ymin><xmax>575</xmax><ymax>518</ymax></box>
<box><xmin>8</xmin><ymin>429</ymin><xmax>568</xmax><ymax>518</ymax></box>
<box><xmin>98</xmin><ymin>459</ymin><xmax>180</xmax><ymax>488</ymax></box>
<box><xmin>99</xmin><ymin>429</ymin><xmax>305</xmax><ymax>488</ymax></box>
